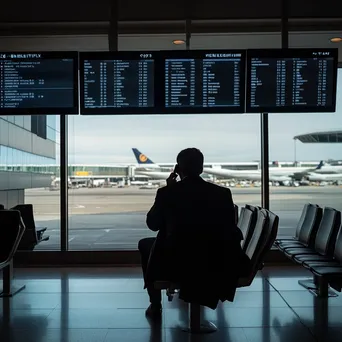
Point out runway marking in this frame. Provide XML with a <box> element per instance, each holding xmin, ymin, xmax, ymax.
<box><xmin>68</xmin><ymin>237</ymin><xmax>75</xmax><ymax>242</ymax></box>
<box><xmin>104</xmin><ymin>229</ymin><xmax>111</xmax><ymax>233</ymax></box>
<box><xmin>75</xmin><ymin>205</ymin><xmax>85</xmax><ymax>208</ymax></box>
<box><xmin>96</xmin><ymin>207</ymin><xmax>101</xmax><ymax>209</ymax></box>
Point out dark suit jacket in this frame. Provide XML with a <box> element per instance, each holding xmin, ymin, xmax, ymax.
<box><xmin>145</xmin><ymin>176</ymin><xmax>251</xmax><ymax>309</ymax></box>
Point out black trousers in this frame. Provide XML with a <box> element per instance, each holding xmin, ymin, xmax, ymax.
<box><xmin>138</xmin><ymin>237</ymin><xmax>162</xmax><ymax>305</ymax></box>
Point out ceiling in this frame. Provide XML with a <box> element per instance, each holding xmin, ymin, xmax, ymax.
<box><xmin>0</xmin><ymin>0</ymin><xmax>342</xmax><ymax>36</ymax></box>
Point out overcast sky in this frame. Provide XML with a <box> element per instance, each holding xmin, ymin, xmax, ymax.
<box><xmin>65</xmin><ymin>70</ymin><xmax>342</xmax><ymax>165</ymax></box>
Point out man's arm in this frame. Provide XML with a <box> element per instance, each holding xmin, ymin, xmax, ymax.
<box><xmin>224</xmin><ymin>188</ymin><xmax>243</xmax><ymax>240</ymax></box>
<box><xmin>146</xmin><ymin>189</ymin><xmax>165</xmax><ymax>232</ymax></box>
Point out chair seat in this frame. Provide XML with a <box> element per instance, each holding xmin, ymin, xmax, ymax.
<box><xmin>293</xmin><ymin>254</ymin><xmax>325</xmax><ymax>264</ymax></box>
<box><xmin>305</xmin><ymin>261</ymin><xmax>340</xmax><ymax>269</ymax></box>
<box><xmin>283</xmin><ymin>247</ymin><xmax>315</xmax><ymax>258</ymax></box>
<box><xmin>278</xmin><ymin>242</ymin><xmax>306</xmax><ymax>250</ymax></box>
<box><xmin>275</xmin><ymin>238</ymin><xmax>296</xmax><ymax>245</ymax></box>
<box><xmin>294</xmin><ymin>254</ymin><xmax>332</xmax><ymax>263</ymax></box>
<box><xmin>311</xmin><ymin>266</ymin><xmax>342</xmax><ymax>278</ymax></box>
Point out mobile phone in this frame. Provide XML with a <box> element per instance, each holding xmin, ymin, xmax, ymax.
<box><xmin>174</xmin><ymin>164</ymin><xmax>180</xmax><ymax>175</ymax></box>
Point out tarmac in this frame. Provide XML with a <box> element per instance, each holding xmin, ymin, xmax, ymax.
<box><xmin>24</xmin><ymin>186</ymin><xmax>342</xmax><ymax>250</ymax></box>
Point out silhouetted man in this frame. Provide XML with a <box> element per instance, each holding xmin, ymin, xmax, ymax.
<box><xmin>138</xmin><ymin>148</ymin><xmax>249</xmax><ymax>318</ymax></box>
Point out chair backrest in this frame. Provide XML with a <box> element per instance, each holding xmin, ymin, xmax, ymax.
<box><xmin>234</xmin><ymin>204</ymin><xmax>239</xmax><ymax>225</ymax></box>
<box><xmin>10</xmin><ymin>204</ymin><xmax>38</xmax><ymax>245</ymax></box>
<box><xmin>298</xmin><ymin>204</ymin><xmax>323</xmax><ymax>247</ymax></box>
<box><xmin>11</xmin><ymin>204</ymin><xmax>36</xmax><ymax>229</ymax></box>
<box><xmin>314</xmin><ymin>207</ymin><xmax>341</xmax><ymax>256</ymax></box>
<box><xmin>333</xmin><ymin>224</ymin><xmax>342</xmax><ymax>263</ymax></box>
<box><xmin>294</xmin><ymin>203</ymin><xmax>310</xmax><ymax>238</ymax></box>
<box><xmin>0</xmin><ymin>204</ymin><xmax>5</xmax><ymax>210</ymax></box>
<box><xmin>245</xmin><ymin>204</ymin><xmax>257</xmax><ymax>212</ymax></box>
<box><xmin>262</xmin><ymin>209</ymin><xmax>279</xmax><ymax>259</ymax></box>
<box><xmin>0</xmin><ymin>210</ymin><xmax>26</xmax><ymax>264</ymax></box>
<box><xmin>238</xmin><ymin>208</ymin><xmax>255</xmax><ymax>251</ymax></box>
<box><xmin>243</xmin><ymin>205</ymin><xmax>258</xmax><ymax>250</ymax></box>
<box><xmin>245</xmin><ymin>209</ymin><xmax>269</xmax><ymax>267</ymax></box>
<box><xmin>239</xmin><ymin>209</ymin><xmax>279</xmax><ymax>287</ymax></box>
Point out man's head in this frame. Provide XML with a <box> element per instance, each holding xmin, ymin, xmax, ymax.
<box><xmin>176</xmin><ymin>148</ymin><xmax>204</xmax><ymax>179</ymax></box>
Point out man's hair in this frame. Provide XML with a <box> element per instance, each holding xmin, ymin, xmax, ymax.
<box><xmin>176</xmin><ymin>148</ymin><xmax>204</xmax><ymax>176</ymax></box>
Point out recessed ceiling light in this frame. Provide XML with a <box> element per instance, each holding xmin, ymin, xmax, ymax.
<box><xmin>173</xmin><ymin>39</ymin><xmax>185</xmax><ymax>45</ymax></box>
<box><xmin>330</xmin><ymin>37</ymin><xmax>342</xmax><ymax>43</ymax></box>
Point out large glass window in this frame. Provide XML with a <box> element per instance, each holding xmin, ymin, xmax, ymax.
<box><xmin>0</xmin><ymin>115</ymin><xmax>60</xmax><ymax>250</ymax></box>
<box><xmin>269</xmin><ymin>68</ymin><xmax>342</xmax><ymax>237</ymax></box>
<box><xmin>68</xmin><ymin>114</ymin><xmax>261</xmax><ymax>250</ymax></box>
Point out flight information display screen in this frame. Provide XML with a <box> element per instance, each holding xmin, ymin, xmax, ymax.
<box><xmin>162</xmin><ymin>50</ymin><xmax>246</xmax><ymax>113</ymax></box>
<box><xmin>246</xmin><ymin>49</ymin><xmax>338</xmax><ymax>113</ymax></box>
<box><xmin>0</xmin><ymin>52</ymin><xmax>78</xmax><ymax>114</ymax></box>
<box><xmin>80</xmin><ymin>52</ymin><xmax>158</xmax><ymax>114</ymax></box>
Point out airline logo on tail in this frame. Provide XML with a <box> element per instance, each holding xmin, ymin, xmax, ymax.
<box><xmin>315</xmin><ymin>160</ymin><xmax>324</xmax><ymax>170</ymax></box>
<box><xmin>132</xmin><ymin>148</ymin><xmax>155</xmax><ymax>165</ymax></box>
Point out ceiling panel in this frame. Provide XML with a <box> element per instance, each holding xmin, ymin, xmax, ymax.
<box><xmin>0</xmin><ymin>0</ymin><xmax>341</xmax><ymax>23</ymax></box>
<box><xmin>0</xmin><ymin>32</ymin><xmax>340</xmax><ymax>60</ymax></box>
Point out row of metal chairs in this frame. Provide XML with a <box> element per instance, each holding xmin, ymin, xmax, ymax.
<box><xmin>154</xmin><ymin>204</ymin><xmax>279</xmax><ymax>334</ymax></box>
<box><xmin>275</xmin><ymin>204</ymin><xmax>342</xmax><ymax>297</ymax></box>
<box><xmin>0</xmin><ymin>210</ymin><xmax>26</xmax><ymax>297</ymax></box>
<box><xmin>0</xmin><ymin>204</ymin><xmax>49</xmax><ymax>250</ymax></box>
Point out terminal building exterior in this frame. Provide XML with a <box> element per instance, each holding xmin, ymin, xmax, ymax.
<box><xmin>0</xmin><ymin>115</ymin><xmax>57</xmax><ymax>208</ymax></box>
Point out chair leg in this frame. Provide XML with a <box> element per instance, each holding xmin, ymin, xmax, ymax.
<box><xmin>0</xmin><ymin>261</ymin><xmax>26</xmax><ymax>297</ymax></box>
<box><xmin>302</xmin><ymin>275</ymin><xmax>338</xmax><ymax>298</ymax></box>
<box><xmin>181</xmin><ymin>303</ymin><xmax>217</xmax><ymax>334</ymax></box>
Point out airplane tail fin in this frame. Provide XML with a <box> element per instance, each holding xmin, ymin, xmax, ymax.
<box><xmin>315</xmin><ymin>160</ymin><xmax>324</xmax><ymax>170</ymax></box>
<box><xmin>132</xmin><ymin>148</ymin><xmax>155</xmax><ymax>165</ymax></box>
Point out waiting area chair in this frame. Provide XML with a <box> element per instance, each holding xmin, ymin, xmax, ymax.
<box><xmin>11</xmin><ymin>204</ymin><xmax>49</xmax><ymax>250</ymax></box>
<box><xmin>0</xmin><ymin>210</ymin><xmax>26</xmax><ymax>297</ymax></box>
<box><xmin>276</xmin><ymin>204</ymin><xmax>322</xmax><ymax>251</ymax></box>
<box><xmin>276</xmin><ymin>205</ymin><xmax>342</xmax><ymax>297</ymax></box>
<box><xmin>154</xmin><ymin>206</ymin><xmax>278</xmax><ymax>334</ymax></box>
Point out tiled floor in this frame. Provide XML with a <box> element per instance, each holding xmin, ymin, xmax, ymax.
<box><xmin>1</xmin><ymin>266</ymin><xmax>341</xmax><ymax>341</ymax></box>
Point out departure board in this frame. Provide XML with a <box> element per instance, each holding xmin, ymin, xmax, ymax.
<box><xmin>0</xmin><ymin>52</ymin><xmax>78</xmax><ymax>114</ymax></box>
<box><xmin>162</xmin><ymin>50</ymin><xmax>245</xmax><ymax>113</ymax></box>
<box><xmin>80</xmin><ymin>52</ymin><xmax>158</xmax><ymax>114</ymax></box>
<box><xmin>246</xmin><ymin>49</ymin><xmax>338</xmax><ymax>113</ymax></box>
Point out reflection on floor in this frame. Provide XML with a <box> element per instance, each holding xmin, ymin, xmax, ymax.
<box><xmin>0</xmin><ymin>266</ymin><xmax>341</xmax><ymax>342</ymax></box>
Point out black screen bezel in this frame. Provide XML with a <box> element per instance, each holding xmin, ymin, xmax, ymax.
<box><xmin>245</xmin><ymin>48</ymin><xmax>338</xmax><ymax>113</ymax></box>
<box><xmin>0</xmin><ymin>51</ymin><xmax>79</xmax><ymax>115</ymax></box>
<box><xmin>160</xmin><ymin>49</ymin><xmax>246</xmax><ymax>114</ymax></box>
<box><xmin>79</xmin><ymin>51</ymin><xmax>162</xmax><ymax>115</ymax></box>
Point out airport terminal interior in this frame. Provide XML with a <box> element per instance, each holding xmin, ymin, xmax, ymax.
<box><xmin>1</xmin><ymin>1</ymin><xmax>342</xmax><ymax>341</ymax></box>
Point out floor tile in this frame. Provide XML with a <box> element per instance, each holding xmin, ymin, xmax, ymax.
<box><xmin>0</xmin><ymin>309</ymin><xmax>53</xmax><ymax>330</ymax></box>
<box><xmin>46</xmin><ymin>308</ymin><xmax>153</xmax><ymax>329</ymax></box>
<box><xmin>164</xmin><ymin>307</ymin><xmax>303</xmax><ymax>328</ymax></box>
<box><xmin>279</xmin><ymin>290</ymin><xmax>342</xmax><ymax>307</ymax></box>
<box><xmin>266</xmin><ymin>277</ymin><xmax>310</xmax><ymax>291</ymax></box>
<box><xmin>0</xmin><ymin>328</ymin><xmax>109</xmax><ymax>342</ymax></box>
<box><xmin>292</xmin><ymin>306</ymin><xmax>342</xmax><ymax>327</ymax></box>
<box><xmin>55</xmin><ymin>293</ymin><xmax>150</xmax><ymax>309</ymax></box>
<box><xmin>105</xmin><ymin>328</ymin><xmax>165</xmax><ymax>342</ymax></box>
<box><xmin>163</xmin><ymin>292</ymin><xmax>287</xmax><ymax>309</ymax></box>
<box><xmin>165</xmin><ymin>327</ymin><xmax>248</xmax><ymax>342</ymax></box>
<box><xmin>243</xmin><ymin>326</ymin><xmax>316</xmax><ymax>342</ymax></box>
<box><xmin>1</xmin><ymin>293</ymin><xmax>60</xmax><ymax>310</ymax></box>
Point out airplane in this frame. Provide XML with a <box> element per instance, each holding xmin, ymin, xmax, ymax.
<box><xmin>132</xmin><ymin>148</ymin><xmax>172</xmax><ymax>179</ymax></box>
<box><xmin>132</xmin><ymin>148</ymin><xmax>342</xmax><ymax>183</ymax></box>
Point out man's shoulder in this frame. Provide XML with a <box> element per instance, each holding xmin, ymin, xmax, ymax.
<box><xmin>204</xmin><ymin>181</ymin><xmax>232</xmax><ymax>194</ymax></box>
<box><xmin>156</xmin><ymin>185</ymin><xmax>170</xmax><ymax>196</ymax></box>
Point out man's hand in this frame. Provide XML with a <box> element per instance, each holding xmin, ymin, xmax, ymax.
<box><xmin>166</xmin><ymin>172</ymin><xmax>178</xmax><ymax>186</ymax></box>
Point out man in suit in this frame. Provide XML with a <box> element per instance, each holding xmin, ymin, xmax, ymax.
<box><xmin>138</xmin><ymin>148</ymin><xmax>248</xmax><ymax>318</ymax></box>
